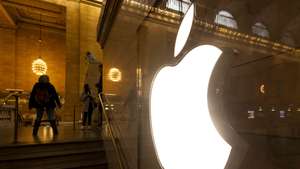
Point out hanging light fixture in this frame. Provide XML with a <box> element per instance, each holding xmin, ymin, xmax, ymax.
<box><xmin>32</xmin><ymin>13</ymin><xmax>47</xmax><ymax>75</ymax></box>
<box><xmin>108</xmin><ymin>67</ymin><xmax>122</xmax><ymax>82</ymax></box>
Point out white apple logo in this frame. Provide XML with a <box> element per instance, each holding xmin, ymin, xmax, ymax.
<box><xmin>150</xmin><ymin>4</ymin><xmax>232</xmax><ymax>169</ymax></box>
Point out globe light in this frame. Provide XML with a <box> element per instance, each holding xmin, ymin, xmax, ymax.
<box><xmin>32</xmin><ymin>58</ymin><xmax>47</xmax><ymax>75</ymax></box>
<box><xmin>32</xmin><ymin>14</ymin><xmax>47</xmax><ymax>76</ymax></box>
<box><xmin>108</xmin><ymin>67</ymin><xmax>122</xmax><ymax>82</ymax></box>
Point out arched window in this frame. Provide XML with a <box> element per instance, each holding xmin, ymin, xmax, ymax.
<box><xmin>166</xmin><ymin>0</ymin><xmax>191</xmax><ymax>13</ymax></box>
<box><xmin>214</xmin><ymin>10</ymin><xmax>238</xmax><ymax>29</ymax></box>
<box><xmin>281</xmin><ymin>32</ymin><xmax>295</xmax><ymax>47</ymax></box>
<box><xmin>252</xmin><ymin>22</ymin><xmax>270</xmax><ymax>38</ymax></box>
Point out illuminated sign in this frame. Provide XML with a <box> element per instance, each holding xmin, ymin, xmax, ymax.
<box><xmin>150</xmin><ymin>4</ymin><xmax>231</xmax><ymax>169</ymax></box>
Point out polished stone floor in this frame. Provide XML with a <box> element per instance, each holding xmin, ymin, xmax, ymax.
<box><xmin>0</xmin><ymin>123</ymin><xmax>104</xmax><ymax>146</ymax></box>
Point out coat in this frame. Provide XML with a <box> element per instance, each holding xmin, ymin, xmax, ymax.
<box><xmin>29</xmin><ymin>82</ymin><xmax>61</xmax><ymax>109</ymax></box>
<box><xmin>80</xmin><ymin>92</ymin><xmax>95</xmax><ymax>112</ymax></box>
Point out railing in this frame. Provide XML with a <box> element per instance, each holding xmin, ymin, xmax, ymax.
<box><xmin>0</xmin><ymin>89</ymin><xmax>28</xmax><ymax>142</ymax></box>
<box><xmin>98</xmin><ymin>93</ymin><xmax>129</xmax><ymax>169</ymax></box>
<box><xmin>72</xmin><ymin>104</ymin><xmax>82</xmax><ymax>129</ymax></box>
<box><xmin>0</xmin><ymin>105</ymin><xmax>15</xmax><ymax>126</ymax></box>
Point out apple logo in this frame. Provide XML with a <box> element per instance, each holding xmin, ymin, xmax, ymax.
<box><xmin>150</xmin><ymin>4</ymin><xmax>233</xmax><ymax>169</ymax></box>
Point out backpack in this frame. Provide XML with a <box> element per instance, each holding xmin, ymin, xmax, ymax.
<box><xmin>35</xmin><ymin>86</ymin><xmax>50</xmax><ymax>106</ymax></box>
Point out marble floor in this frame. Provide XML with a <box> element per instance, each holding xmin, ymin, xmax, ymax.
<box><xmin>0</xmin><ymin>123</ymin><xmax>105</xmax><ymax>146</ymax></box>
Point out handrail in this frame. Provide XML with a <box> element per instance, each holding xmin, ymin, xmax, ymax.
<box><xmin>0</xmin><ymin>89</ymin><xmax>27</xmax><ymax>142</ymax></box>
<box><xmin>73</xmin><ymin>104</ymin><xmax>81</xmax><ymax>130</ymax></box>
<box><xmin>98</xmin><ymin>93</ymin><xmax>127</xmax><ymax>169</ymax></box>
<box><xmin>1</xmin><ymin>92</ymin><xmax>21</xmax><ymax>106</ymax></box>
<box><xmin>1</xmin><ymin>91</ymin><xmax>29</xmax><ymax>106</ymax></box>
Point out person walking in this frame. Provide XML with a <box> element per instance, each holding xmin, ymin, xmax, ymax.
<box><xmin>80</xmin><ymin>84</ymin><xmax>95</xmax><ymax>129</ymax></box>
<box><xmin>29</xmin><ymin>75</ymin><xmax>62</xmax><ymax>136</ymax></box>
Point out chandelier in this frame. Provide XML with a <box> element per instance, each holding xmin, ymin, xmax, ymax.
<box><xmin>32</xmin><ymin>58</ymin><xmax>47</xmax><ymax>75</ymax></box>
<box><xmin>108</xmin><ymin>67</ymin><xmax>122</xmax><ymax>82</ymax></box>
<box><xmin>32</xmin><ymin>14</ymin><xmax>47</xmax><ymax>75</ymax></box>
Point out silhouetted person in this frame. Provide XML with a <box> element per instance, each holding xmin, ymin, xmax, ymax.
<box><xmin>86</xmin><ymin>51</ymin><xmax>97</xmax><ymax>63</ymax></box>
<box><xmin>80</xmin><ymin>84</ymin><xmax>96</xmax><ymax>129</ymax></box>
<box><xmin>29</xmin><ymin>75</ymin><xmax>61</xmax><ymax>136</ymax></box>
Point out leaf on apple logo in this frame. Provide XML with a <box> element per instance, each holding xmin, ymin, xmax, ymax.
<box><xmin>174</xmin><ymin>4</ymin><xmax>194</xmax><ymax>57</ymax></box>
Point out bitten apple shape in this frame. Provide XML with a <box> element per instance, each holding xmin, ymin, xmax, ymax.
<box><xmin>150</xmin><ymin>4</ymin><xmax>232</xmax><ymax>169</ymax></box>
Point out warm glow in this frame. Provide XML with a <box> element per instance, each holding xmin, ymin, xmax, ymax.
<box><xmin>32</xmin><ymin>58</ymin><xmax>47</xmax><ymax>75</ymax></box>
<box><xmin>174</xmin><ymin>4</ymin><xmax>194</xmax><ymax>57</ymax></box>
<box><xmin>150</xmin><ymin>45</ymin><xmax>231</xmax><ymax>169</ymax></box>
<box><xmin>248</xmin><ymin>110</ymin><xmax>255</xmax><ymax>119</ymax></box>
<box><xmin>260</xmin><ymin>84</ymin><xmax>265</xmax><ymax>94</ymax></box>
<box><xmin>108</xmin><ymin>68</ymin><xmax>122</xmax><ymax>82</ymax></box>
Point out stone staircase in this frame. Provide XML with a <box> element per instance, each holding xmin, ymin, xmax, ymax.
<box><xmin>0</xmin><ymin>139</ymin><xmax>108</xmax><ymax>169</ymax></box>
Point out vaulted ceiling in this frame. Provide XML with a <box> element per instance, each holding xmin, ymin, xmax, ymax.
<box><xmin>197</xmin><ymin>0</ymin><xmax>300</xmax><ymax>47</ymax></box>
<box><xmin>0</xmin><ymin>0</ymin><xmax>65</xmax><ymax>30</ymax></box>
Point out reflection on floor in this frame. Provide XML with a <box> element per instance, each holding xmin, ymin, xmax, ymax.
<box><xmin>0</xmin><ymin>124</ymin><xmax>106</xmax><ymax>146</ymax></box>
<box><xmin>0</xmin><ymin>124</ymin><xmax>109</xmax><ymax>169</ymax></box>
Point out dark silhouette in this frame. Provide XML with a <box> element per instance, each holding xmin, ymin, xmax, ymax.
<box><xmin>80</xmin><ymin>84</ymin><xmax>96</xmax><ymax>129</ymax></box>
<box><xmin>29</xmin><ymin>75</ymin><xmax>61</xmax><ymax>136</ymax></box>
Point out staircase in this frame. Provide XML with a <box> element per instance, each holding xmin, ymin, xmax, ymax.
<box><xmin>0</xmin><ymin>139</ymin><xmax>108</xmax><ymax>169</ymax></box>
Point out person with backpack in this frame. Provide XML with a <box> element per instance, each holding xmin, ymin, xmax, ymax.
<box><xmin>29</xmin><ymin>75</ymin><xmax>62</xmax><ymax>136</ymax></box>
<box><xmin>80</xmin><ymin>84</ymin><xmax>96</xmax><ymax>129</ymax></box>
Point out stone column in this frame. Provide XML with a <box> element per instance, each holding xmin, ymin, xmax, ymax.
<box><xmin>64</xmin><ymin>0</ymin><xmax>80</xmax><ymax>121</ymax></box>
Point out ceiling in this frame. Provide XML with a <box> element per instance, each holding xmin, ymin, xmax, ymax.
<box><xmin>196</xmin><ymin>0</ymin><xmax>300</xmax><ymax>47</ymax></box>
<box><xmin>0</xmin><ymin>0</ymin><xmax>65</xmax><ymax>30</ymax></box>
<box><xmin>150</xmin><ymin>0</ymin><xmax>300</xmax><ymax>48</ymax></box>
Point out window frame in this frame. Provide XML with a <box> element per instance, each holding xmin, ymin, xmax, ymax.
<box><xmin>214</xmin><ymin>10</ymin><xmax>238</xmax><ymax>29</ymax></box>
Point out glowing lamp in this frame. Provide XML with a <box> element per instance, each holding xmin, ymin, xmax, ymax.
<box><xmin>32</xmin><ymin>58</ymin><xmax>47</xmax><ymax>75</ymax></box>
<box><xmin>150</xmin><ymin>4</ymin><xmax>231</xmax><ymax>169</ymax></box>
<box><xmin>108</xmin><ymin>68</ymin><xmax>122</xmax><ymax>82</ymax></box>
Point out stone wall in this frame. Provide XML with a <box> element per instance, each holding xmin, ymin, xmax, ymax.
<box><xmin>0</xmin><ymin>24</ymin><xmax>66</xmax><ymax>94</ymax></box>
<box><xmin>64</xmin><ymin>1</ymin><xmax>103</xmax><ymax>122</ymax></box>
<box><xmin>0</xmin><ymin>28</ymin><xmax>15</xmax><ymax>90</ymax></box>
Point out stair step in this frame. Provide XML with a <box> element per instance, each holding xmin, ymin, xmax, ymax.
<box><xmin>66</xmin><ymin>163</ymin><xmax>108</xmax><ymax>169</ymax></box>
<box><xmin>0</xmin><ymin>139</ymin><xmax>108</xmax><ymax>169</ymax></box>
<box><xmin>0</xmin><ymin>140</ymin><xmax>103</xmax><ymax>161</ymax></box>
<box><xmin>0</xmin><ymin>151</ymin><xmax>107</xmax><ymax>169</ymax></box>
